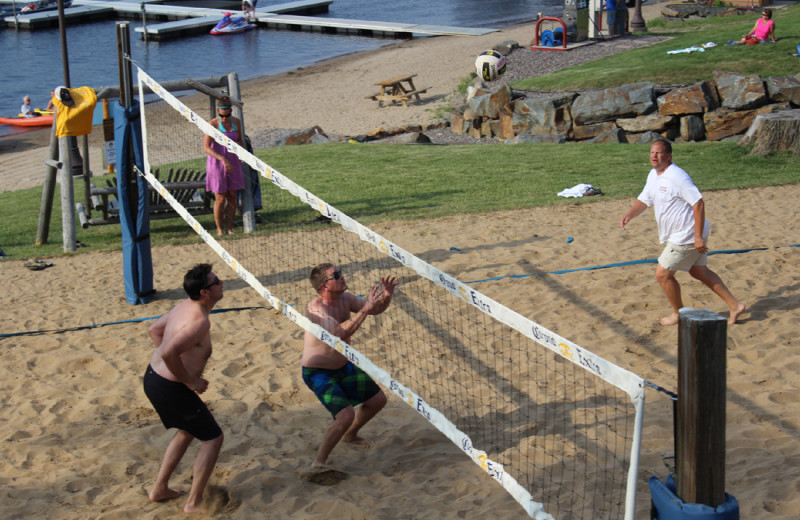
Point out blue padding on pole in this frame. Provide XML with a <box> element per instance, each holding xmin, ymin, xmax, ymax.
<box><xmin>649</xmin><ymin>475</ymin><xmax>739</xmax><ymax>519</ymax></box>
<box><xmin>115</xmin><ymin>101</ymin><xmax>154</xmax><ymax>305</ymax></box>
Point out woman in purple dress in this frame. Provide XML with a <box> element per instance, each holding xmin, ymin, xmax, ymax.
<box><xmin>203</xmin><ymin>96</ymin><xmax>245</xmax><ymax>236</ymax></box>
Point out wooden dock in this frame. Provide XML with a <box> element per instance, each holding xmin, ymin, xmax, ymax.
<box><xmin>0</xmin><ymin>0</ymin><xmax>332</xmax><ymax>30</ymax></box>
<box><xmin>255</xmin><ymin>15</ymin><xmax>495</xmax><ymax>38</ymax></box>
<box><xmin>1</xmin><ymin>0</ymin><xmax>497</xmax><ymax>40</ymax></box>
<box><xmin>1</xmin><ymin>4</ymin><xmax>115</xmax><ymax>29</ymax></box>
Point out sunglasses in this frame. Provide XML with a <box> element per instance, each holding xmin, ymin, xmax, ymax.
<box><xmin>217</xmin><ymin>112</ymin><xmax>231</xmax><ymax>118</ymax></box>
<box><xmin>325</xmin><ymin>271</ymin><xmax>342</xmax><ymax>283</ymax></box>
<box><xmin>203</xmin><ymin>276</ymin><xmax>222</xmax><ymax>290</ymax></box>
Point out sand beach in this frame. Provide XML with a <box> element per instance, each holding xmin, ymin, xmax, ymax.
<box><xmin>2</xmin><ymin>4</ymin><xmax>800</xmax><ymax>518</ymax></box>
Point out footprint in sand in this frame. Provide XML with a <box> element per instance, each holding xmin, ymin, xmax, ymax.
<box><xmin>296</xmin><ymin>465</ymin><xmax>348</xmax><ymax>486</ymax></box>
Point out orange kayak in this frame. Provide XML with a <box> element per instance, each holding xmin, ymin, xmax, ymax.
<box><xmin>0</xmin><ymin>114</ymin><xmax>54</xmax><ymax>127</ymax></box>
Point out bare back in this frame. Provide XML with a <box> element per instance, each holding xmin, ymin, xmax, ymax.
<box><xmin>149</xmin><ymin>298</ymin><xmax>213</xmax><ymax>383</ymax></box>
<box><xmin>302</xmin><ymin>292</ymin><xmax>363</xmax><ymax>369</ymax></box>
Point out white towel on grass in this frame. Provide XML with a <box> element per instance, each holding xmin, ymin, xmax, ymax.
<box><xmin>558</xmin><ymin>183</ymin><xmax>594</xmax><ymax>198</ymax></box>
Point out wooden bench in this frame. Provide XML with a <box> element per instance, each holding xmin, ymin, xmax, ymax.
<box><xmin>89</xmin><ymin>167</ymin><xmax>213</xmax><ymax>226</ymax></box>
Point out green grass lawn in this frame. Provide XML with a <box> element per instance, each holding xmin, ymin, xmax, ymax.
<box><xmin>2</xmin><ymin>4</ymin><xmax>799</xmax><ymax>260</ymax></box>
<box><xmin>2</xmin><ymin>142</ymin><xmax>797</xmax><ymax>259</ymax></box>
<box><xmin>512</xmin><ymin>3</ymin><xmax>800</xmax><ymax>91</ymax></box>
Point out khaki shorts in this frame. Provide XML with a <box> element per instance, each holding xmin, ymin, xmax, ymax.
<box><xmin>658</xmin><ymin>242</ymin><xmax>708</xmax><ymax>272</ymax></box>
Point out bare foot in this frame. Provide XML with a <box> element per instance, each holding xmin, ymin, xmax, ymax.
<box><xmin>342</xmin><ymin>436</ymin><xmax>372</xmax><ymax>447</ymax></box>
<box><xmin>148</xmin><ymin>487</ymin><xmax>184</xmax><ymax>502</ymax></box>
<box><xmin>184</xmin><ymin>501</ymin><xmax>202</xmax><ymax>514</ymax></box>
<box><xmin>729</xmin><ymin>303</ymin><xmax>746</xmax><ymax>324</ymax></box>
<box><xmin>658</xmin><ymin>313</ymin><xmax>680</xmax><ymax>326</ymax></box>
<box><xmin>226</xmin><ymin>229</ymin><xmax>235</xmax><ymax>235</ymax></box>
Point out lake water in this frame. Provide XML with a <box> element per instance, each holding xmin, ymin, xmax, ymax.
<box><xmin>0</xmin><ymin>0</ymin><xmax>562</xmax><ymax>137</ymax></box>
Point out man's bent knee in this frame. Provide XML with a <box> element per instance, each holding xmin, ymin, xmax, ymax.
<box><xmin>335</xmin><ymin>406</ymin><xmax>356</xmax><ymax>425</ymax></box>
<box><xmin>655</xmin><ymin>265</ymin><xmax>676</xmax><ymax>283</ymax></box>
<box><xmin>366</xmin><ymin>390</ymin><xmax>387</xmax><ymax>410</ymax></box>
<box><xmin>199</xmin><ymin>432</ymin><xmax>224</xmax><ymax>449</ymax></box>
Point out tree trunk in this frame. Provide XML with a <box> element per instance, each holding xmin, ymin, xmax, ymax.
<box><xmin>744</xmin><ymin>110</ymin><xmax>800</xmax><ymax>156</ymax></box>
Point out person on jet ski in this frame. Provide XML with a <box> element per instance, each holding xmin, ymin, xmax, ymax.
<box><xmin>242</xmin><ymin>0</ymin><xmax>257</xmax><ymax>21</ymax></box>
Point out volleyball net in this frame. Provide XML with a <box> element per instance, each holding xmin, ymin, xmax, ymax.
<box><xmin>137</xmin><ymin>68</ymin><xmax>645</xmax><ymax>520</ymax></box>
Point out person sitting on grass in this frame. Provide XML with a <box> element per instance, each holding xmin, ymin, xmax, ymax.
<box><xmin>739</xmin><ymin>9</ymin><xmax>776</xmax><ymax>44</ymax></box>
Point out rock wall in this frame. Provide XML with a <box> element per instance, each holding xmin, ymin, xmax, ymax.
<box><xmin>445</xmin><ymin>71</ymin><xmax>800</xmax><ymax>145</ymax></box>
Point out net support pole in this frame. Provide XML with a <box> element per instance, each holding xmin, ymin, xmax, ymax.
<box><xmin>228</xmin><ymin>71</ymin><xmax>255</xmax><ymax>233</ymax></box>
<box><xmin>676</xmin><ymin>308</ymin><xmax>727</xmax><ymax>506</ymax></box>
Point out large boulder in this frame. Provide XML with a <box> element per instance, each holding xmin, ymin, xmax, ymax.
<box><xmin>468</xmin><ymin>85</ymin><xmax>512</xmax><ymax>118</ymax></box>
<box><xmin>588</xmin><ymin>128</ymin><xmax>628</xmax><ymax>143</ymax></box>
<box><xmin>513</xmin><ymin>93</ymin><xmax>575</xmax><ymax>135</ymax></box>
<box><xmin>571</xmin><ymin>82</ymin><xmax>655</xmax><ymax>125</ymax></box>
<box><xmin>630</xmin><ymin>131</ymin><xmax>665</xmax><ymax>144</ymax></box>
<box><xmin>616</xmin><ymin>113</ymin><xmax>676</xmax><ymax>133</ymax></box>
<box><xmin>657</xmin><ymin>81</ymin><xmax>719</xmax><ymax>116</ymax></box>
<box><xmin>765</xmin><ymin>76</ymin><xmax>800</xmax><ymax>105</ymax></box>
<box><xmin>679</xmin><ymin>115</ymin><xmax>705</xmax><ymax>141</ymax></box>
<box><xmin>281</xmin><ymin>126</ymin><xmax>329</xmax><ymax>145</ymax></box>
<box><xmin>389</xmin><ymin>132</ymin><xmax>432</xmax><ymax>144</ymax></box>
<box><xmin>506</xmin><ymin>133</ymin><xmax>567</xmax><ymax>144</ymax></box>
<box><xmin>713</xmin><ymin>70</ymin><xmax>768</xmax><ymax>110</ymax></box>
<box><xmin>571</xmin><ymin>121</ymin><xmax>617</xmax><ymax>140</ymax></box>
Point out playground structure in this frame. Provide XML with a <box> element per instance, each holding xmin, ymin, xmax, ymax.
<box><xmin>531</xmin><ymin>0</ymin><xmax>623</xmax><ymax>51</ymax></box>
<box><xmin>35</xmin><ymin>72</ymin><xmax>258</xmax><ymax>245</ymax></box>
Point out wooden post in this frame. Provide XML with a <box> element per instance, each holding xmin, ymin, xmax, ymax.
<box><xmin>36</xmin><ymin>110</ymin><xmax>60</xmax><ymax>246</ymax></box>
<box><xmin>228</xmin><ymin>71</ymin><xmax>255</xmax><ymax>233</ymax></box>
<box><xmin>677</xmin><ymin>307</ymin><xmax>727</xmax><ymax>507</ymax></box>
<box><xmin>59</xmin><ymin>136</ymin><xmax>77</xmax><ymax>252</ymax></box>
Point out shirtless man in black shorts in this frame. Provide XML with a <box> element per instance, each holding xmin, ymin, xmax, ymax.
<box><xmin>143</xmin><ymin>264</ymin><xmax>225</xmax><ymax>513</ymax></box>
<box><xmin>302</xmin><ymin>263</ymin><xmax>398</xmax><ymax>471</ymax></box>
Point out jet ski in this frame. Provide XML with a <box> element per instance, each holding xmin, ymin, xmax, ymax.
<box><xmin>210</xmin><ymin>12</ymin><xmax>256</xmax><ymax>35</ymax></box>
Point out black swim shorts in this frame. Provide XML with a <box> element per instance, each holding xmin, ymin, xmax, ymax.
<box><xmin>143</xmin><ymin>365</ymin><xmax>222</xmax><ymax>441</ymax></box>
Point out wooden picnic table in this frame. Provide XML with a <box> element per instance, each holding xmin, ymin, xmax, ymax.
<box><xmin>366</xmin><ymin>74</ymin><xmax>430</xmax><ymax>107</ymax></box>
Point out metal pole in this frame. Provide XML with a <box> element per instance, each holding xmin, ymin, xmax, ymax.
<box><xmin>117</xmin><ymin>22</ymin><xmax>138</xmax><ymax>221</ymax></box>
<box><xmin>630</xmin><ymin>0</ymin><xmax>647</xmax><ymax>32</ymax></box>
<box><xmin>118</xmin><ymin>23</ymin><xmax>134</xmax><ymax>109</ymax></box>
<box><xmin>141</xmin><ymin>3</ymin><xmax>148</xmax><ymax>43</ymax></box>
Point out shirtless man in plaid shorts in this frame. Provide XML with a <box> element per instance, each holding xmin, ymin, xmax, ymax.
<box><xmin>301</xmin><ymin>263</ymin><xmax>398</xmax><ymax>470</ymax></box>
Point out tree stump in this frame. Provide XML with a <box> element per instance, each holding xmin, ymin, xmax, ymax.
<box><xmin>743</xmin><ymin>109</ymin><xmax>800</xmax><ymax>156</ymax></box>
